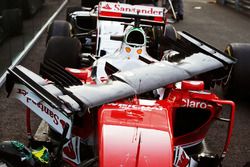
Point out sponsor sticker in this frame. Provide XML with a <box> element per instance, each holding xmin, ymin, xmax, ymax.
<box><xmin>12</xmin><ymin>84</ymin><xmax>72</xmax><ymax>139</ymax></box>
<box><xmin>99</xmin><ymin>2</ymin><xmax>164</xmax><ymax>17</ymax></box>
<box><xmin>109</xmin><ymin>103</ymin><xmax>163</xmax><ymax>112</ymax></box>
<box><xmin>182</xmin><ymin>99</ymin><xmax>207</xmax><ymax>109</ymax></box>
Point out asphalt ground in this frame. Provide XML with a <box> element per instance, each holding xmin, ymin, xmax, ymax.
<box><xmin>0</xmin><ymin>0</ymin><xmax>64</xmax><ymax>76</ymax></box>
<box><xmin>0</xmin><ymin>0</ymin><xmax>249</xmax><ymax>166</ymax></box>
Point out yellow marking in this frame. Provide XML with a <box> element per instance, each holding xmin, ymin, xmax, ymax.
<box><xmin>32</xmin><ymin>146</ymin><xmax>49</xmax><ymax>164</ymax></box>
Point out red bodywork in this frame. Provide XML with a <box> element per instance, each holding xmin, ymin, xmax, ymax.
<box><xmin>60</xmin><ymin>68</ymin><xmax>235</xmax><ymax>166</ymax></box>
<box><xmin>98</xmin><ymin>101</ymin><xmax>173</xmax><ymax>167</ymax></box>
<box><xmin>23</xmin><ymin>68</ymin><xmax>235</xmax><ymax>166</ymax></box>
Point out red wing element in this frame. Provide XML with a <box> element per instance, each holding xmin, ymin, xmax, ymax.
<box><xmin>63</xmin><ymin>141</ymin><xmax>76</xmax><ymax>160</ymax></box>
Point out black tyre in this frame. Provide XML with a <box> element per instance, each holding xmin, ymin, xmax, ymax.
<box><xmin>148</xmin><ymin>25</ymin><xmax>177</xmax><ymax>60</ymax></box>
<box><xmin>46</xmin><ymin>20</ymin><xmax>71</xmax><ymax>44</ymax></box>
<box><xmin>44</xmin><ymin>37</ymin><xmax>81</xmax><ymax>68</ymax></box>
<box><xmin>66</xmin><ymin>6</ymin><xmax>83</xmax><ymax>22</ymax></box>
<box><xmin>81</xmin><ymin>0</ymin><xmax>99</xmax><ymax>8</ymax></box>
<box><xmin>224</xmin><ymin>43</ymin><xmax>250</xmax><ymax>97</ymax></box>
<box><xmin>2</xmin><ymin>9</ymin><xmax>23</xmax><ymax>36</ymax></box>
<box><xmin>147</xmin><ymin>26</ymin><xmax>163</xmax><ymax>60</ymax></box>
<box><xmin>164</xmin><ymin>24</ymin><xmax>177</xmax><ymax>41</ymax></box>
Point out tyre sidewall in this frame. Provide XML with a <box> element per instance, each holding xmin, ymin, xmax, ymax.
<box><xmin>44</xmin><ymin>37</ymin><xmax>81</xmax><ymax>68</ymax></box>
<box><xmin>225</xmin><ymin>43</ymin><xmax>250</xmax><ymax>97</ymax></box>
<box><xmin>46</xmin><ymin>20</ymin><xmax>71</xmax><ymax>44</ymax></box>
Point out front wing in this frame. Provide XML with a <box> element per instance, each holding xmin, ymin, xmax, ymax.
<box><xmin>7</xmin><ymin>48</ymin><xmax>233</xmax><ymax>110</ymax></box>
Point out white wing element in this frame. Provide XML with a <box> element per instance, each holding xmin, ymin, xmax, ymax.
<box><xmin>11</xmin><ymin>52</ymin><xmax>223</xmax><ymax>110</ymax></box>
<box><xmin>67</xmin><ymin>53</ymin><xmax>223</xmax><ymax>107</ymax></box>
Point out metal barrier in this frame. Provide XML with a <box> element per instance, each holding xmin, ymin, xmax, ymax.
<box><xmin>0</xmin><ymin>0</ymin><xmax>68</xmax><ymax>87</ymax></box>
<box><xmin>217</xmin><ymin>0</ymin><xmax>250</xmax><ymax>14</ymax></box>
